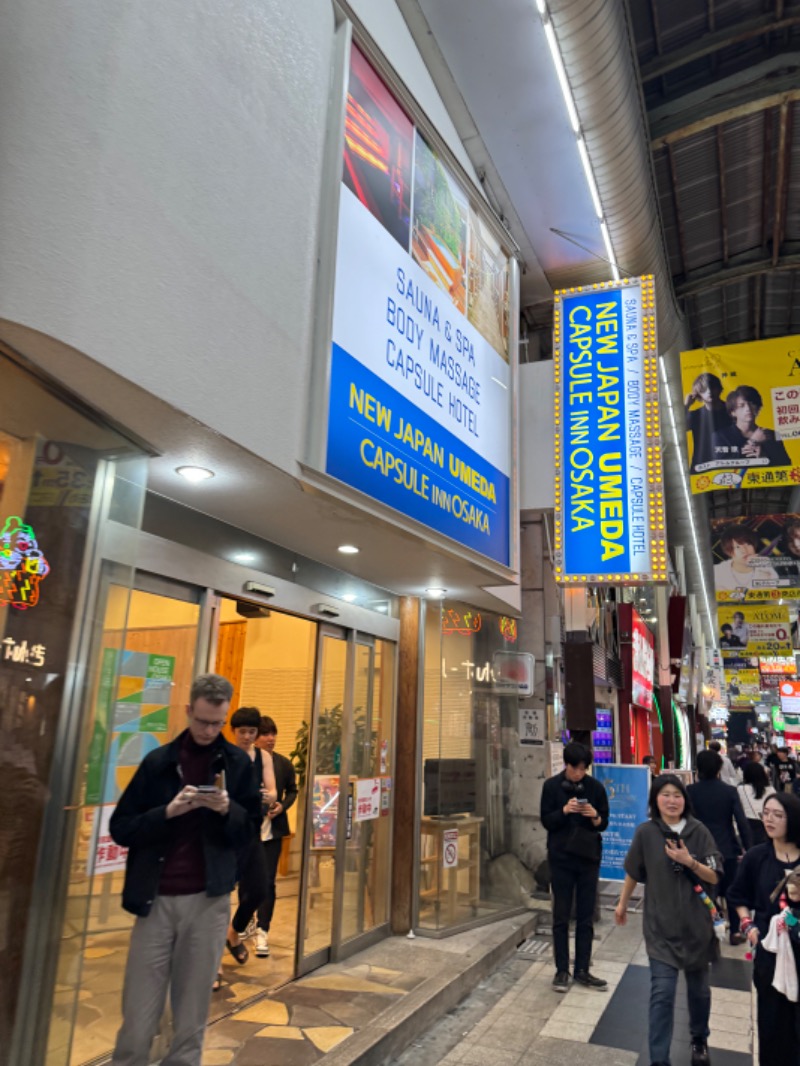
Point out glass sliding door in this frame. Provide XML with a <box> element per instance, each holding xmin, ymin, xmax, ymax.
<box><xmin>298</xmin><ymin>629</ymin><xmax>349</xmax><ymax>970</ymax></box>
<box><xmin>340</xmin><ymin>638</ymin><xmax>395</xmax><ymax>946</ymax></box>
<box><xmin>48</xmin><ymin>581</ymin><xmax>201</xmax><ymax>1066</ymax></box>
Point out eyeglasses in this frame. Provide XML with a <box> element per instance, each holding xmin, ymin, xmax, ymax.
<box><xmin>193</xmin><ymin>717</ymin><xmax>225</xmax><ymax>730</ymax></box>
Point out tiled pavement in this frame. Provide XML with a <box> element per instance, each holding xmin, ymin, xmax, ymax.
<box><xmin>197</xmin><ymin>906</ymin><xmax>755</xmax><ymax>1066</ymax></box>
<box><xmin>428</xmin><ymin>914</ymin><xmax>754</xmax><ymax>1066</ymax></box>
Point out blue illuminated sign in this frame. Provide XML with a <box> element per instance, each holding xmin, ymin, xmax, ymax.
<box><xmin>553</xmin><ymin>277</ymin><xmax>666</xmax><ymax>584</ymax></box>
<box><xmin>598</xmin><ymin>763</ymin><xmax>651</xmax><ymax>882</ymax></box>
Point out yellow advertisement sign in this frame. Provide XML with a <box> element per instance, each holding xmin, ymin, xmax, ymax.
<box><xmin>718</xmin><ymin>604</ymin><xmax>791</xmax><ymax>657</ymax></box>
<box><xmin>726</xmin><ymin>669</ymin><xmax>761</xmax><ymax>707</ymax></box>
<box><xmin>680</xmin><ymin>335</ymin><xmax>800</xmax><ymax>494</ymax></box>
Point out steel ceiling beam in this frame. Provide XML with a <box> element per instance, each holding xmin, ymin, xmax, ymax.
<box><xmin>773</xmin><ymin>99</ymin><xmax>793</xmax><ymax>266</ymax></box>
<box><xmin>675</xmin><ymin>251</ymin><xmax>800</xmax><ymax>298</ymax></box>
<box><xmin>649</xmin><ymin>54</ymin><xmax>800</xmax><ymax>146</ymax></box>
<box><xmin>716</xmin><ymin>127</ymin><xmax>728</xmax><ymax>265</ymax></box>
<box><xmin>640</xmin><ymin>14</ymin><xmax>800</xmax><ymax>82</ymax></box>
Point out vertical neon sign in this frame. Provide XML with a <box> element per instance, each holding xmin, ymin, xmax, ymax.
<box><xmin>0</xmin><ymin>516</ymin><xmax>51</xmax><ymax>610</ymax></box>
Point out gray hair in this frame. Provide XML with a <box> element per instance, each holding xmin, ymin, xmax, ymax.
<box><xmin>190</xmin><ymin>673</ymin><xmax>233</xmax><ymax>706</ymax></box>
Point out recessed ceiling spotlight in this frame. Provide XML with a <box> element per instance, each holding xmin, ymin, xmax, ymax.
<box><xmin>232</xmin><ymin>552</ymin><xmax>256</xmax><ymax>565</ymax></box>
<box><xmin>342</xmin><ymin>593</ymin><xmax>357</xmax><ymax>603</ymax></box>
<box><xmin>338</xmin><ymin>544</ymin><xmax>359</xmax><ymax>555</ymax></box>
<box><xmin>426</xmin><ymin>587</ymin><xmax>446</xmax><ymax>599</ymax></box>
<box><xmin>176</xmin><ymin>465</ymin><xmax>214</xmax><ymax>483</ymax></box>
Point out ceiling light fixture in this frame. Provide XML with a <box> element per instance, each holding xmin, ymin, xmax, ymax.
<box><xmin>232</xmin><ymin>552</ymin><xmax>256</xmax><ymax>565</ymax></box>
<box><xmin>176</xmin><ymin>465</ymin><xmax>214</xmax><ymax>483</ymax></box>
<box><xmin>426</xmin><ymin>587</ymin><xmax>446</xmax><ymax>599</ymax></box>
<box><xmin>338</xmin><ymin>544</ymin><xmax>359</xmax><ymax>555</ymax></box>
<box><xmin>536</xmin><ymin>2</ymin><xmax>620</xmax><ymax>281</ymax></box>
<box><xmin>341</xmin><ymin>593</ymin><xmax>357</xmax><ymax>603</ymax></box>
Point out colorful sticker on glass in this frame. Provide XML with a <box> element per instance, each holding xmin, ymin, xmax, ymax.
<box><xmin>0</xmin><ymin>516</ymin><xmax>51</xmax><ymax>610</ymax></box>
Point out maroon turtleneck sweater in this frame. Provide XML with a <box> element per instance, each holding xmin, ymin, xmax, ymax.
<box><xmin>159</xmin><ymin>733</ymin><xmax>215</xmax><ymax>896</ymax></box>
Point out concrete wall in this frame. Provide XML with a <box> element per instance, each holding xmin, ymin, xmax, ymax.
<box><xmin>519</xmin><ymin>361</ymin><xmax>556</xmax><ymax>510</ymax></box>
<box><xmin>0</xmin><ymin>0</ymin><xmax>478</xmax><ymax>478</ymax></box>
<box><xmin>507</xmin><ymin>510</ymin><xmax>560</xmax><ymax>874</ymax></box>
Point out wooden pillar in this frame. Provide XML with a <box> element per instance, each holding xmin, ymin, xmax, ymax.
<box><xmin>391</xmin><ymin>596</ymin><xmax>421</xmax><ymax>934</ymax></box>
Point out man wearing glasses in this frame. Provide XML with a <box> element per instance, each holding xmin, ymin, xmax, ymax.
<box><xmin>109</xmin><ymin>674</ymin><xmax>262</xmax><ymax>1066</ymax></box>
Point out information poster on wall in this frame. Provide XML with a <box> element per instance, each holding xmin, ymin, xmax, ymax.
<box><xmin>90</xmin><ymin>804</ymin><xmax>128</xmax><ymax>875</ymax></box>
<box><xmin>598</xmin><ymin>764</ymin><xmax>650</xmax><ymax>881</ymax></box>
<box><xmin>325</xmin><ymin>45</ymin><xmax>512</xmax><ymax>566</ymax></box>
<box><xmin>681</xmin><ymin>334</ymin><xmax>800</xmax><ymax>493</ymax></box>
<box><xmin>312</xmin><ymin>775</ymin><xmax>340</xmax><ymax>849</ymax></box>
<box><xmin>355</xmin><ymin>777</ymin><xmax>381</xmax><ymax>822</ymax></box>
<box><xmin>519</xmin><ymin>706</ymin><xmax>546</xmax><ymax>746</ymax></box>
<box><xmin>112</xmin><ymin>651</ymin><xmax>175</xmax><ymax>733</ymax></box>
<box><xmin>553</xmin><ymin>276</ymin><xmax>666</xmax><ymax>585</ymax></box>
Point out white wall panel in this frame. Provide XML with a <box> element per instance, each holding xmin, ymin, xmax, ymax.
<box><xmin>0</xmin><ymin>0</ymin><xmax>478</xmax><ymax>479</ymax></box>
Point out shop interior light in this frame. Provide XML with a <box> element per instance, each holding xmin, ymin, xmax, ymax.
<box><xmin>176</xmin><ymin>465</ymin><xmax>214</xmax><ymax>483</ymax></box>
<box><xmin>337</xmin><ymin>544</ymin><xmax>360</xmax><ymax>554</ymax></box>
<box><xmin>536</xmin><ymin>2</ymin><xmax>620</xmax><ymax>281</ymax></box>
<box><xmin>341</xmin><ymin>593</ymin><xmax>357</xmax><ymax>602</ymax></box>
<box><xmin>426</xmin><ymin>587</ymin><xmax>446</xmax><ymax>598</ymax></box>
<box><xmin>232</xmin><ymin>552</ymin><xmax>256</xmax><ymax>564</ymax></box>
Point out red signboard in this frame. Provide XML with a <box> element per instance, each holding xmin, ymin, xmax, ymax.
<box><xmin>632</xmin><ymin>612</ymin><xmax>655</xmax><ymax>711</ymax></box>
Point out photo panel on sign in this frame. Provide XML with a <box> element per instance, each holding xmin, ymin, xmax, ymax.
<box><xmin>326</xmin><ymin>45</ymin><xmax>513</xmax><ymax>567</ymax></box>
<box><xmin>710</xmin><ymin>514</ymin><xmax>800</xmax><ymax>602</ymax></box>
<box><xmin>680</xmin><ymin>335</ymin><xmax>800</xmax><ymax>494</ymax></box>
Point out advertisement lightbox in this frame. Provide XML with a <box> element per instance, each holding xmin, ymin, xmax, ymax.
<box><xmin>553</xmin><ymin>276</ymin><xmax>665</xmax><ymax>584</ymax></box>
<box><xmin>323</xmin><ymin>45</ymin><xmax>513</xmax><ymax>566</ymax></box>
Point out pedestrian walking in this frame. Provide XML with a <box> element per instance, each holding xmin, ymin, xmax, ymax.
<box><xmin>540</xmin><ymin>740</ymin><xmax>609</xmax><ymax>993</ymax></box>
<box><xmin>737</xmin><ymin>761</ymin><xmax>775</xmax><ymax>847</ymax></box>
<box><xmin>728</xmin><ymin>792</ymin><xmax>800</xmax><ymax>1065</ymax></box>
<box><xmin>615</xmin><ymin>774</ymin><xmax>722</xmax><ymax>1066</ymax></box>
<box><xmin>108</xmin><ymin>674</ymin><xmax>262</xmax><ymax>1066</ymax></box>
<box><xmin>688</xmin><ymin>749</ymin><xmax>751</xmax><ymax>943</ymax></box>
<box><xmin>223</xmin><ymin>706</ymin><xmax>277</xmax><ymax>972</ymax></box>
<box><xmin>253</xmin><ymin>714</ymin><xmax>298</xmax><ymax>958</ymax></box>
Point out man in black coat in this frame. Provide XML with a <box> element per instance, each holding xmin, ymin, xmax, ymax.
<box><xmin>253</xmin><ymin>714</ymin><xmax>299</xmax><ymax>957</ymax></box>
<box><xmin>688</xmin><ymin>748</ymin><xmax>751</xmax><ymax>944</ymax></box>
<box><xmin>540</xmin><ymin>741</ymin><xmax>610</xmax><ymax>993</ymax></box>
<box><xmin>109</xmin><ymin>674</ymin><xmax>261</xmax><ymax>1066</ymax></box>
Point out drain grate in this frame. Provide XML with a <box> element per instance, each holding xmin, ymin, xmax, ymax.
<box><xmin>516</xmin><ymin>936</ymin><xmax>552</xmax><ymax>958</ymax></box>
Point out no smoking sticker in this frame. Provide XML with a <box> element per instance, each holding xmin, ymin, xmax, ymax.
<box><xmin>442</xmin><ymin>828</ymin><xmax>459</xmax><ymax>869</ymax></box>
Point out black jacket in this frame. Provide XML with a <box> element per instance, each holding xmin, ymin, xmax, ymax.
<box><xmin>110</xmin><ymin>731</ymin><xmax>262</xmax><ymax>916</ymax></box>
<box><xmin>268</xmin><ymin>751</ymin><xmax>298</xmax><ymax>839</ymax></box>
<box><xmin>686</xmin><ymin>778</ymin><xmax>751</xmax><ymax>859</ymax></box>
<box><xmin>540</xmin><ymin>770</ymin><xmax>609</xmax><ymax>862</ymax></box>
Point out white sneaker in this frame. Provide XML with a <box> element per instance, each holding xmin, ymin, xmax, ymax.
<box><xmin>255</xmin><ymin>930</ymin><xmax>270</xmax><ymax>957</ymax></box>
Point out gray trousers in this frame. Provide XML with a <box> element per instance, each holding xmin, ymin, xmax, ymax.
<box><xmin>111</xmin><ymin>892</ymin><xmax>230</xmax><ymax>1066</ymax></box>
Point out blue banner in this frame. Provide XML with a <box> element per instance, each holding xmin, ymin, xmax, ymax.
<box><xmin>555</xmin><ymin>279</ymin><xmax>660</xmax><ymax>582</ymax></box>
<box><xmin>327</xmin><ymin>345</ymin><xmax>510</xmax><ymax>565</ymax></box>
<box><xmin>597</xmin><ymin>764</ymin><xmax>651</xmax><ymax>881</ymax></box>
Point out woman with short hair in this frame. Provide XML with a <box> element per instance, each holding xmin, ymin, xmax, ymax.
<box><xmin>615</xmin><ymin>775</ymin><xmax>722</xmax><ymax>1066</ymax></box>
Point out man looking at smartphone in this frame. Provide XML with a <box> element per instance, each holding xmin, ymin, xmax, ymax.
<box><xmin>540</xmin><ymin>741</ymin><xmax>610</xmax><ymax>993</ymax></box>
<box><xmin>109</xmin><ymin>674</ymin><xmax>262</xmax><ymax>1066</ymax></box>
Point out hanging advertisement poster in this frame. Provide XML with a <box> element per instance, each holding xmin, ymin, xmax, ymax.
<box><xmin>355</xmin><ymin>777</ymin><xmax>381</xmax><ymax>822</ymax></box>
<box><xmin>710</xmin><ymin>514</ymin><xmax>800</xmax><ymax>602</ymax></box>
<box><xmin>553</xmin><ymin>276</ymin><xmax>667</xmax><ymax>585</ymax></box>
<box><xmin>598</xmin><ymin>764</ymin><xmax>650</xmax><ymax>881</ymax></box>
<box><xmin>727</xmin><ymin>669</ymin><xmax>761</xmax><ymax>706</ymax></box>
<box><xmin>718</xmin><ymin>604</ymin><xmax>791</xmax><ymax>657</ymax></box>
<box><xmin>325</xmin><ymin>45</ymin><xmax>512</xmax><ymax>566</ymax></box>
<box><xmin>632</xmin><ymin>612</ymin><xmax>655</xmax><ymax>710</ymax></box>
<box><xmin>680</xmin><ymin>334</ymin><xmax>800</xmax><ymax>494</ymax></box>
